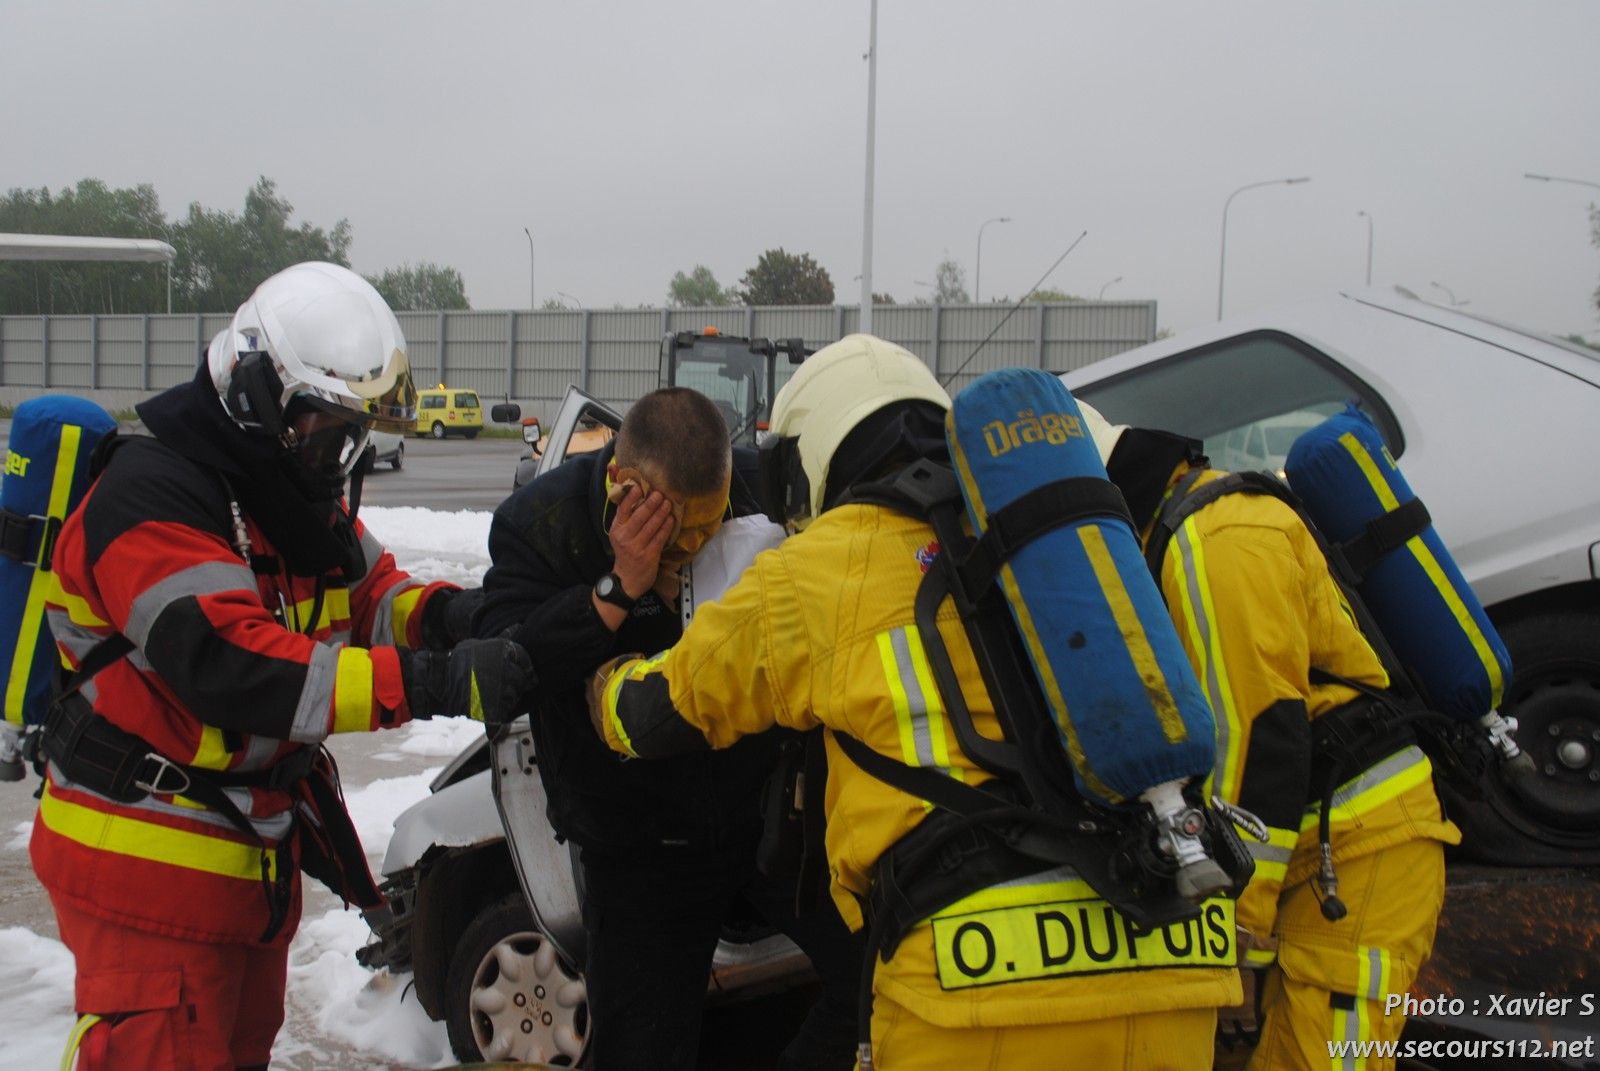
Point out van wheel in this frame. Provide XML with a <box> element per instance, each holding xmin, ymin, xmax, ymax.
<box><xmin>445</xmin><ymin>892</ymin><xmax>590</xmax><ymax>1066</ymax></box>
<box><xmin>431</xmin><ymin>421</ymin><xmax>447</xmax><ymax>440</ymax></box>
<box><xmin>464</xmin><ymin>429</ymin><xmax>480</xmax><ymax>440</ymax></box>
<box><xmin>391</xmin><ymin>441</ymin><xmax>404</xmax><ymax>470</ymax></box>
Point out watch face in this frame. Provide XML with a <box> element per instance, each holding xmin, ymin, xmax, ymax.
<box><xmin>597</xmin><ymin>574</ymin><xmax>618</xmax><ymax>598</ymax></box>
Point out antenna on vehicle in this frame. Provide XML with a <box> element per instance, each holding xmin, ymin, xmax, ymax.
<box><xmin>940</xmin><ymin>230</ymin><xmax>1088</xmax><ymax>388</ymax></box>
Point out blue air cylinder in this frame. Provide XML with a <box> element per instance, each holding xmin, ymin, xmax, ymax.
<box><xmin>2</xmin><ymin>395</ymin><xmax>117</xmax><ymax>741</ymax></box>
<box><xmin>1283</xmin><ymin>403</ymin><xmax>1511</xmax><ymax>722</ymax></box>
<box><xmin>945</xmin><ymin>368</ymin><xmax>1218</xmax><ymax>807</ymax></box>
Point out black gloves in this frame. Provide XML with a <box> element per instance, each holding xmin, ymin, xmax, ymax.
<box><xmin>420</xmin><ymin>586</ymin><xmax>488</xmax><ymax>649</ymax></box>
<box><xmin>406</xmin><ymin>638</ymin><xmax>534</xmax><ymax>725</ymax></box>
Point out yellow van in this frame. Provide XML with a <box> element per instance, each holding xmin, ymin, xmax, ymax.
<box><xmin>413</xmin><ymin>387</ymin><xmax>483</xmax><ymax>439</ymax></box>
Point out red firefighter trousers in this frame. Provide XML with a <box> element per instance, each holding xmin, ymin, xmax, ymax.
<box><xmin>54</xmin><ymin>899</ymin><xmax>289</xmax><ymax>1071</ymax></box>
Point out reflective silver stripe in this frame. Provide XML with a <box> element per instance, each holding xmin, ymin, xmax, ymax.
<box><xmin>1171</xmin><ymin>525</ymin><xmax>1231</xmax><ymax>784</ymax></box>
<box><xmin>289</xmin><ymin>643</ymin><xmax>341</xmax><ymax>743</ymax></box>
<box><xmin>326</xmin><ymin>628</ymin><xmax>352</xmax><ymax>648</ymax></box>
<box><xmin>358</xmin><ymin>525</ymin><xmax>385</xmax><ymax>576</ymax></box>
<box><xmin>992</xmin><ymin>864</ymin><xmax>1081</xmax><ymax>890</ymax></box>
<box><xmin>49</xmin><ymin>613</ymin><xmax>152</xmax><ymax>673</ymax></box>
<box><xmin>888</xmin><ymin>629</ymin><xmax>938</xmax><ymax>770</ymax></box>
<box><xmin>1340</xmin><ymin>993</ymin><xmax>1360</xmax><ymax>1069</ymax></box>
<box><xmin>47</xmin><ymin>761</ymin><xmax>294</xmax><ymax>841</ymax></box>
<box><xmin>236</xmin><ymin>734</ymin><xmax>280</xmax><ymax>772</ymax></box>
<box><xmin>369</xmin><ymin>580</ymin><xmax>403</xmax><ymax>648</ymax></box>
<box><xmin>1248</xmin><ymin>840</ymin><xmax>1293</xmax><ymax>866</ymax></box>
<box><xmin>45</xmin><ymin>611</ymin><xmax>101</xmax><ymax>663</ymax></box>
<box><xmin>1312</xmin><ymin>745</ymin><xmax>1428</xmax><ymax>814</ymax></box>
<box><xmin>125</xmin><ymin>561</ymin><xmax>258</xmax><ymax>648</ymax></box>
<box><xmin>1366</xmin><ymin>947</ymin><xmax>1385</xmax><ymax>1001</ymax></box>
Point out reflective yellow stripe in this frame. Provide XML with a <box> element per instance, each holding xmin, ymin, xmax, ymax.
<box><xmin>190</xmin><ymin>724</ymin><xmax>231</xmax><ymax>770</ymax></box>
<box><xmin>875</xmin><ymin>629</ymin><xmax>965</xmax><ymax>812</ymax></box>
<box><xmin>39</xmin><ymin>782</ymin><xmax>276</xmax><ymax>882</ymax></box>
<box><xmin>601</xmin><ymin>650</ymin><xmax>672</xmax><ymax>757</ymax></box>
<box><xmin>1078</xmin><ymin>523</ymin><xmax>1185</xmax><ymax>744</ymax></box>
<box><xmin>877</xmin><ymin>632</ymin><xmax>923</xmax><ymax>775</ymax></box>
<box><xmin>389</xmin><ymin>587</ymin><xmax>426</xmax><ymax>646</ymax></box>
<box><xmin>1338</xmin><ymin>432</ymin><xmax>1502</xmax><ymax>708</ymax></box>
<box><xmin>1244</xmin><ymin>945</ymin><xmax>1278</xmax><ymax>968</ymax></box>
<box><xmin>331</xmin><ymin>648</ymin><xmax>374</xmax><ymax>734</ymax></box>
<box><xmin>602</xmin><ymin>662</ymin><xmax>637</xmax><ymax>757</ymax></box>
<box><xmin>1173</xmin><ymin>516</ymin><xmax>1245</xmax><ymax>798</ymax></box>
<box><xmin>54</xmin><ymin>585</ymin><xmax>108</xmax><ymax>630</ymax></box>
<box><xmin>6</xmin><ymin>425</ymin><xmax>83</xmax><ymax>726</ymax></box>
<box><xmin>1360</xmin><ymin>943</ymin><xmax>1392</xmax><ymax>1003</ymax></box>
<box><xmin>287</xmin><ymin>587</ymin><xmax>351</xmax><ymax>633</ymax></box>
<box><xmin>1302</xmin><ymin>746</ymin><xmax>1432</xmax><ymax>829</ymax></box>
<box><xmin>60</xmin><ymin>1013</ymin><xmax>102</xmax><ymax>1071</ymax></box>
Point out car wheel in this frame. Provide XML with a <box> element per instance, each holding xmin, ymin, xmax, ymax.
<box><xmin>445</xmin><ymin>892</ymin><xmax>590</xmax><ymax>1066</ymax></box>
<box><xmin>1500</xmin><ymin>612</ymin><xmax>1600</xmax><ymax>828</ymax></box>
<box><xmin>464</xmin><ymin>428</ymin><xmax>480</xmax><ymax>440</ymax></box>
<box><xmin>431</xmin><ymin>421</ymin><xmax>447</xmax><ymax>440</ymax></box>
<box><xmin>391</xmin><ymin>441</ymin><xmax>404</xmax><ymax>470</ymax></box>
<box><xmin>1445</xmin><ymin>610</ymin><xmax>1600</xmax><ymax>865</ymax></box>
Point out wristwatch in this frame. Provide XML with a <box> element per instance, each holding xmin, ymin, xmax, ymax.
<box><xmin>594</xmin><ymin>572</ymin><xmax>637</xmax><ymax>612</ymax></box>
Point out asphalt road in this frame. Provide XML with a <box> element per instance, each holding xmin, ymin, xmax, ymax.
<box><xmin>360</xmin><ymin>430</ymin><xmax>529</xmax><ymax>512</ymax></box>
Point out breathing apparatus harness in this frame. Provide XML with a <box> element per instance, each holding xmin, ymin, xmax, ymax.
<box><xmin>828</xmin><ymin>459</ymin><xmax>1256</xmax><ymax>1069</ymax></box>
<box><xmin>1142</xmin><ymin>466</ymin><xmax>1477</xmax><ymax>921</ymax></box>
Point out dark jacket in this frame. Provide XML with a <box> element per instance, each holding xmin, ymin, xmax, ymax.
<box><xmin>476</xmin><ymin>442</ymin><xmax>779</xmax><ymax>853</ymax></box>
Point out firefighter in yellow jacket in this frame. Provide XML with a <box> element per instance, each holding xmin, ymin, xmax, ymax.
<box><xmin>1077</xmin><ymin>401</ymin><xmax>1459</xmax><ymax>1071</ymax></box>
<box><xmin>588</xmin><ymin>336</ymin><xmax>1239</xmax><ymax>1071</ymax></box>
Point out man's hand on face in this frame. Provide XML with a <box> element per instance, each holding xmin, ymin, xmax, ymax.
<box><xmin>609</xmin><ymin>481</ymin><xmax>676</xmax><ymax>598</ymax></box>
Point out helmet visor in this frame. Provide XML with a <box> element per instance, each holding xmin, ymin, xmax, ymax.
<box><xmin>284</xmin><ymin>397</ymin><xmax>372</xmax><ymax>482</ymax></box>
<box><xmin>344</xmin><ymin>347</ymin><xmax>418</xmax><ymax>433</ymax></box>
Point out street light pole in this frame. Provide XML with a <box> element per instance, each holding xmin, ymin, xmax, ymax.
<box><xmin>522</xmin><ymin>227</ymin><xmax>535</xmax><ymax>310</ymax></box>
<box><xmin>1217</xmin><ymin>176</ymin><xmax>1311</xmax><ymax>320</ymax></box>
<box><xmin>1357</xmin><ymin>211</ymin><xmax>1373</xmax><ymax>285</ymax></box>
<box><xmin>1524</xmin><ymin>173</ymin><xmax>1600</xmax><ymax>194</ymax></box>
<box><xmin>1098</xmin><ymin>276</ymin><xmax>1122</xmax><ymax>300</ymax></box>
<box><xmin>859</xmin><ymin>0</ymin><xmax>879</xmax><ymax>335</ymax></box>
<box><xmin>974</xmin><ymin>216</ymin><xmax>1011</xmax><ymax>304</ymax></box>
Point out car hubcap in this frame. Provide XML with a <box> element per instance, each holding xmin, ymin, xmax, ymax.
<box><xmin>469</xmin><ymin>930</ymin><xmax>588</xmax><ymax>1065</ymax></box>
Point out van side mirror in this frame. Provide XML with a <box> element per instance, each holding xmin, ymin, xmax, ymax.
<box><xmin>491</xmin><ymin>403</ymin><xmax>522</xmax><ymax>424</ymax></box>
<box><xmin>521</xmin><ymin>418</ymin><xmax>542</xmax><ymax>446</ymax></box>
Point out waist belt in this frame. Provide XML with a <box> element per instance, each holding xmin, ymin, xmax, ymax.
<box><xmin>1309</xmin><ymin>694</ymin><xmax>1417</xmax><ymax>793</ymax></box>
<box><xmin>41</xmin><ymin>688</ymin><xmax>311</xmax><ymax>941</ymax></box>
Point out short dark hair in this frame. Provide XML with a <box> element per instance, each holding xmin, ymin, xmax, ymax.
<box><xmin>615</xmin><ymin>387</ymin><xmax>730</xmax><ymax>495</ymax></box>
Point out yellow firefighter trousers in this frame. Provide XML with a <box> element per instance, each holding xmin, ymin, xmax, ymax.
<box><xmin>1248</xmin><ymin>837</ymin><xmax>1446</xmax><ymax>1071</ymax></box>
<box><xmin>862</xmin><ymin>1001</ymin><xmax>1217</xmax><ymax>1071</ymax></box>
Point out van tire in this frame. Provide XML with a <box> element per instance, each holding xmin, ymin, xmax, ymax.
<box><xmin>431</xmin><ymin>421</ymin><xmax>447</xmax><ymax>440</ymax></box>
<box><xmin>391</xmin><ymin>441</ymin><xmax>404</xmax><ymax>470</ymax></box>
<box><xmin>464</xmin><ymin>429</ymin><xmax>480</xmax><ymax>440</ymax></box>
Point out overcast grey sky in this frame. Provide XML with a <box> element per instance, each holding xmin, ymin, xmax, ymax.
<box><xmin>5</xmin><ymin>1</ymin><xmax>1599</xmax><ymax>336</ymax></box>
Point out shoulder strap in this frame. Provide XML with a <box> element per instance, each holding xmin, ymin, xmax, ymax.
<box><xmin>1144</xmin><ymin>468</ymin><xmax>1301</xmax><ymax>580</ymax></box>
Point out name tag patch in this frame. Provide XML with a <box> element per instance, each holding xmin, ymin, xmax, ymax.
<box><xmin>931</xmin><ymin>897</ymin><xmax>1236</xmax><ymax>990</ymax></box>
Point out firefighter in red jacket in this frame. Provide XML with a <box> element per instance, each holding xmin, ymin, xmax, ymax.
<box><xmin>30</xmin><ymin>262</ymin><xmax>530</xmax><ymax>1071</ymax></box>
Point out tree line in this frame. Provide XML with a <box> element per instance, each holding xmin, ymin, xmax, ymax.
<box><xmin>0</xmin><ymin>177</ymin><xmax>468</xmax><ymax>315</ymax></box>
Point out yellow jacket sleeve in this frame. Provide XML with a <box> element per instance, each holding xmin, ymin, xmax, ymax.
<box><xmin>592</xmin><ymin>546</ymin><xmax>819</xmax><ymax>758</ymax></box>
